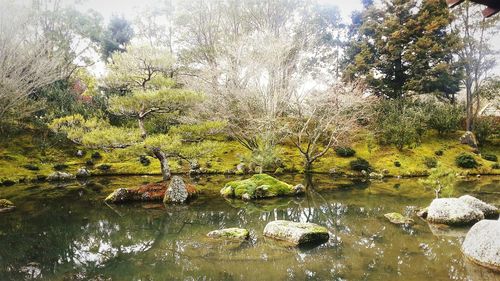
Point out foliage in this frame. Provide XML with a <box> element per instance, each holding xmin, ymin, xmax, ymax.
<box><xmin>425</xmin><ymin>103</ymin><xmax>463</xmax><ymax>135</ymax></box>
<box><xmin>455</xmin><ymin>153</ymin><xmax>478</xmax><ymax>169</ymax></box>
<box><xmin>53</xmin><ymin>164</ymin><xmax>68</xmax><ymax>171</ymax></box>
<box><xmin>423</xmin><ymin>157</ymin><xmax>437</xmax><ymax>169</ymax></box>
<box><xmin>394</xmin><ymin>161</ymin><xmax>401</xmax><ymax>167</ymax></box>
<box><xmin>344</xmin><ymin>0</ymin><xmax>461</xmax><ymax>100</ymax></box>
<box><xmin>139</xmin><ymin>155</ymin><xmax>151</xmax><ymax>166</ymax></box>
<box><xmin>373</xmin><ymin>99</ymin><xmax>428</xmax><ymax>150</ymax></box>
<box><xmin>349</xmin><ymin>158</ymin><xmax>371</xmax><ymax>172</ymax></box>
<box><xmin>474</xmin><ymin>117</ymin><xmax>499</xmax><ymax>145</ymax></box>
<box><xmin>482</xmin><ymin>154</ymin><xmax>498</xmax><ymax>162</ymax></box>
<box><xmin>100</xmin><ymin>16</ymin><xmax>134</xmax><ymax>60</ymax></box>
<box><xmin>335</xmin><ymin>147</ymin><xmax>356</xmax><ymax>157</ymax></box>
<box><xmin>435</xmin><ymin>150</ymin><xmax>444</xmax><ymax>156</ymax></box>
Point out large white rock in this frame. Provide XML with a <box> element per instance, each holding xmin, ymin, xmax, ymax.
<box><xmin>427</xmin><ymin>198</ymin><xmax>484</xmax><ymax>225</ymax></box>
<box><xmin>263</xmin><ymin>220</ymin><xmax>329</xmax><ymax>245</ymax></box>
<box><xmin>459</xmin><ymin>195</ymin><xmax>498</xmax><ymax>218</ymax></box>
<box><xmin>163</xmin><ymin>176</ymin><xmax>189</xmax><ymax>203</ymax></box>
<box><xmin>462</xmin><ymin>220</ymin><xmax>500</xmax><ymax>271</ymax></box>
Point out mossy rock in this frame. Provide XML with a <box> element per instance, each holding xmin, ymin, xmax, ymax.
<box><xmin>263</xmin><ymin>220</ymin><xmax>329</xmax><ymax>246</ymax></box>
<box><xmin>0</xmin><ymin>199</ymin><xmax>15</xmax><ymax>213</ymax></box>
<box><xmin>220</xmin><ymin>174</ymin><xmax>305</xmax><ymax>200</ymax></box>
<box><xmin>207</xmin><ymin>228</ymin><xmax>250</xmax><ymax>240</ymax></box>
<box><xmin>384</xmin><ymin>212</ymin><xmax>414</xmax><ymax>225</ymax></box>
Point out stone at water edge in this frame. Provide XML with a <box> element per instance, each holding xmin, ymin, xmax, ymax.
<box><xmin>105</xmin><ymin>188</ymin><xmax>134</xmax><ymax>203</ymax></box>
<box><xmin>220</xmin><ymin>174</ymin><xmax>305</xmax><ymax>200</ymax></box>
<box><xmin>263</xmin><ymin>220</ymin><xmax>329</xmax><ymax>245</ymax></box>
<box><xmin>207</xmin><ymin>228</ymin><xmax>250</xmax><ymax>240</ymax></box>
<box><xmin>384</xmin><ymin>212</ymin><xmax>414</xmax><ymax>225</ymax></box>
<box><xmin>105</xmin><ymin>183</ymin><xmax>167</xmax><ymax>203</ymax></box>
<box><xmin>427</xmin><ymin>198</ymin><xmax>484</xmax><ymax>225</ymax></box>
<box><xmin>0</xmin><ymin>199</ymin><xmax>15</xmax><ymax>213</ymax></box>
<box><xmin>163</xmin><ymin>176</ymin><xmax>196</xmax><ymax>204</ymax></box>
<box><xmin>462</xmin><ymin>220</ymin><xmax>500</xmax><ymax>271</ymax></box>
<box><xmin>47</xmin><ymin>171</ymin><xmax>75</xmax><ymax>181</ymax></box>
<box><xmin>459</xmin><ymin>195</ymin><xmax>498</xmax><ymax>218</ymax></box>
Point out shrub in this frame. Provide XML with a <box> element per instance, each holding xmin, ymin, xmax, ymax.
<box><xmin>394</xmin><ymin>161</ymin><xmax>401</xmax><ymax>167</ymax></box>
<box><xmin>91</xmin><ymin>151</ymin><xmax>102</xmax><ymax>160</ymax></box>
<box><xmin>373</xmin><ymin>100</ymin><xmax>428</xmax><ymax>150</ymax></box>
<box><xmin>53</xmin><ymin>163</ymin><xmax>68</xmax><ymax>171</ymax></box>
<box><xmin>455</xmin><ymin>153</ymin><xmax>478</xmax><ymax>169</ymax></box>
<box><xmin>349</xmin><ymin>158</ymin><xmax>371</xmax><ymax>172</ymax></box>
<box><xmin>434</xmin><ymin>150</ymin><xmax>444</xmax><ymax>156</ymax></box>
<box><xmin>22</xmin><ymin>164</ymin><xmax>39</xmax><ymax>171</ymax></box>
<box><xmin>85</xmin><ymin>160</ymin><xmax>94</xmax><ymax>166</ymax></box>
<box><xmin>482</xmin><ymin>154</ymin><xmax>498</xmax><ymax>162</ymax></box>
<box><xmin>139</xmin><ymin>155</ymin><xmax>151</xmax><ymax>166</ymax></box>
<box><xmin>426</xmin><ymin>103</ymin><xmax>462</xmax><ymax>135</ymax></box>
<box><xmin>492</xmin><ymin>163</ymin><xmax>500</xmax><ymax>169</ymax></box>
<box><xmin>97</xmin><ymin>164</ymin><xmax>111</xmax><ymax>171</ymax></box>
<box><xmin>423</xmin><ymin>157</ymin><xmax>437</xmax><ymax>168</ymax></box>
<box><xmin>335</xmin><ymin>147</ymin><xmax>356</xmax><ymax>157</ymax></box>
<box><xmin>474</xmin><ymin>117</ymin><xmax>499</xmax><ymax>145</ymax></box>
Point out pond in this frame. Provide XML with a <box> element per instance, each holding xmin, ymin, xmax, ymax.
<box><xmin>0</xmin><ymin>175</ymin><xmax>499</xmax><ymax>281</ymax></box>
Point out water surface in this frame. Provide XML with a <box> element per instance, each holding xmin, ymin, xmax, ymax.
<box><xmin>0</xmin><ymin>175</ymin><xmax>499</xmax><ymax>280</ymax></box>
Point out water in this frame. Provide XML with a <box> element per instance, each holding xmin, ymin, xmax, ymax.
<box><xmin>0</xmin><ymin>175</ymin><xmax>499</xmax><ymax>281</ymax></box>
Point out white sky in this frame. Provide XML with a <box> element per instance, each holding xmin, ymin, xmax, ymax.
<box><xmin>74</xmin><ymin>0</ymin><xmax>498</xmax><ymax>75</ymax></box>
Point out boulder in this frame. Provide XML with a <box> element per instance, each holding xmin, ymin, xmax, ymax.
<box><xmin>369</xmin><ymin>172</ymin><xmax>384</xmax><ymax>179</ymax></box>
<box><xmin>220</xmin><ymin>174</ymin><xmax>305</xmax><ymax>200</ymax></box>
<box><xmin>460</xmin><ymin>131</ymin><xmax>479</xmax><ymax>149</ymax></box>
<box><xmin>0</xmin><ymin>199</ymin><xmax>15</xmax><ymax>213</ymax></box>
<box><xmin>427</xmin><ymin>198</ymin><xmax>484</xmax><ymax>225</ymax></box>
<box><xmin>459</xmin><ymin>195</ymin><xmax>498</xmax><ymax>218</ymax></box>
<box><xmin>163</xmin><ymin>176</ymin><xmax>196</xmax><ymax>204</ymax></box>
<box><xmin>76</xmin><ymin>168</ymin><xmax>91</xmax><ymax>178</ymax></box>
<box><xmin>207</xmin><ymin>228</ymin><xmax>250</xmax><ymax>240</ymax></box>
<box><xmin>462</xmin><ymin>220</ymin><xmax>500</xmax><ymax>271</ymax></box>
<box><xmin>47</xmin><ymin>172</ymin><xmax>75</xmax><ymax>181</ymax></box>
<box><xmin>263</xmin><ymin>220</ymin><xmax>329</xmax><ymax>245</ymax></box>
<box><xmin>189</xmin><ymin>161</ymin><xmax>202</xmax><ymax>175</ymax></box>
<box><xmin>105</xmin><ymin>182</ymin><xmax>194</xmax><ymax>204</ymax></box>
<box><xmin>417</xmin><ymin>207</ymin><xmax>428</xmax><ymax>219</ymax></box>
<box><xmin>384</xmin><ymin>212</ymin><xmax>414</xmax><ymax>225</ymax></box>
<box><xmin>75</xmin><ymin>150</ymin><xmax>85</xmax><ymax>157</ymax></box>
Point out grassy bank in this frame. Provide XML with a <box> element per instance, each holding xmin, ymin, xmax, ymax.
<box><xmin>0</xmin><ymin>128</ymin><xmax>498</xmax><ymax>185</ymax></box>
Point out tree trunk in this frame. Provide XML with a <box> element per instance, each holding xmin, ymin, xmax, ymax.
<box><xmin>152</xmin><ymin>148</ymin><xmax>171</xmax><ymax>181</ymax></box>
<box><xmin>138</xmin><ymin>117</ymin><xmax>147</xmax><ymax>139</ymax></box>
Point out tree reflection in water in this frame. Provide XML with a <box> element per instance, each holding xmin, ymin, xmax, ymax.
<box><xmin>0</xmin><ymin>174</ymin><xmax>499</xmax><ymax>280</ymax></box>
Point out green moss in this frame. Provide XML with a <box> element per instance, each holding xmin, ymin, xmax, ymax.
<box><xmin>0</xmin><ymin>199</ymin><xmax>14</xmax><ymax>208</ymax></box>
<box><xmin>222</xmin><ymin>174</ymin><xmax>296</xmax><ymax>199</ymax></box>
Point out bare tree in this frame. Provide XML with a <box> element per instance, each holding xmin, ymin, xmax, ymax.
<box><xmin>0</xmin><ymin>1</ymin><xmax>68</xmax><ymax>124</ymax></box>
<box><xmin>452</xmin><ymin>2</ymin><xmax>499</xmax><ymax>132</ymax></box>
<box><xmin>286</xmin><ymin>83</ymin><xmax>373</xmax><ymax>172</ymax></box>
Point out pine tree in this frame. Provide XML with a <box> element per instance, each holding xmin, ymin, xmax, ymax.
<box><xmin>344</xmin><ymin>0</ymin><xmax>462</xmax><ymax>100</ymax></box>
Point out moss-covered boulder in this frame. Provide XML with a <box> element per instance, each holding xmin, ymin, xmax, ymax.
<box><xmin>163</xmin><ymin>176</ymin><xmax>197</xmax><ymax>204</ymax></box>
<box><xmin>384</xmin><ymin>212</ymin><xmax>414</xmax><ymax>225</ymax></box>
<box><xmin>207</xmin><ymin>228</ymin><xmax>250</xmax><ymax>240</ymax></box>
<box><xmin>220</xmin><ymin>174</ymin><xmax>305</xmax><ymax>200</ymax></box>
<box><xmin>263</xmin><ymin>220</ymin><xmax>329</xmax><ymax>246</ymax></box>
<box><xmin>0</xmin><ymin>199</ymin><xmax>15</xmax><ymax>213</ymax></box>
<box><xmin>47</xmin><ymin>171</ymin><xmax>75</xmax><ymax>181</ymax></box>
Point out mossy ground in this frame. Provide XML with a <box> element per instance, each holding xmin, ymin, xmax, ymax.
<box><xmin>0</xmin><ymin>128</ymin><xmax>498</xmax><ymax>184</ymax></box>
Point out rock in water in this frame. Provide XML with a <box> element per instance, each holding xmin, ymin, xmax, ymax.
<box><xmin>427</xmin><ymin>198</ymin><xmax>484</xmax><ymax>225</ymax></box>
<box><xmin>263</xmin><ymin>220</ymin><xmax>329</xmax><ymax>245</ymax></box>
<box><xmin>163</xmin><ymin>176</ymin><xmax>194</xmax><ymax>204</ymax></box>
<box><xmin>462</xmin><ymin>220</ymin><xmax>500</xmax><ymax>271</ymax></box>
<box><xmin>47</xmin><ymin>172</ymin><xmax>75</xmax><ymax>181</ymax></box>
<box><xmin>0</xmin><ymin>199</ymin><xmax>15</xmax><ymax>213</ymax></box>
<box><xmin>459</xmin><ymin>195</ymin><xmax>499</xmax><ymax>218</ymax></box>
<box><xmin>220</xmin><ymin>174</ymin><xmax>305</xmax><ymax>200</ymax></box>
<box><xmin>384</xmin><ymin>212</ymin><xmax>414</xmax><ymax>225</ymax></box>
<box><xmin>105</xmin><ymin>188</ymin><xmax>134</xmax><ymax>203</ymax></box>
<box><xmin>207</xmin><ymin>228</ymin><xmax>250</xmax><ymax>240</ymax></box>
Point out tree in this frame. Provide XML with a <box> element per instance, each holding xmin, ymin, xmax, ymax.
<box><xmin>176</xmin><ymin>0</ymin><xmax>343</xmax><ymax>165</ymax></box>
<box><xmin>51</xmin><ymin>44</ymin><xmax>216</xmax><ymax>181</ymax></box>
<box><xmin>452</xmin><ymin>1</ymin><xmax>500</xmax><ymax>132</ymax></box>
<box><xmin>101</xmin><ymin>16</ymin><xmax>134</xmax><ymax>60</ymax></box>
<box><xmin>286</xmin><ymin>83</ymin><xmax>373</xmax><ymax>172</ymax></box>
<box><xmin>344</xmin><ymin>0</ymin><xmax>462</xmax><ymax>100</ymax></box>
